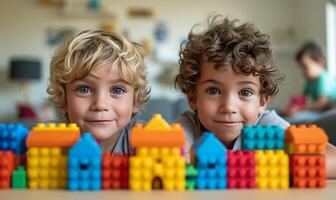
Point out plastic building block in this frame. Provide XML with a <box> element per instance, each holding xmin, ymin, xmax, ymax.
<box><xmin>130</xmin><ymin>114</ymin><xmax>185</xmax><ymax>147</ymax></box>
<box><xmin>102</xmin><ymin>153</ymin><xmax>129</xmax><ymax>189</ymax></box>
<box><xmin>194</xmin><ymin>132</ymin><xmax>227</xmax><ymax>190</ymax></box>
<box><xmin>185</xmin><ymin>164</ymin><xmax>197</xmax><ymax>190</ymax></box>
<box><xmin>0</xmin><ymin>123</ymin><xmax>29</xmax><ymax>154</ymax></box>
<box><xmin>129</xmin><ymin>147</ymin><xmax>185</xmax><ymax>191</ymax></box>
<box><xmin>26</xmin><ymin>123</ymin><xmax>80</xmax><ymax>189</ymax></box>
<box><xmin>12</xmin><ymin>166</ymin><xmax>27</xmax><ymax>189</ymax></box>
<box><xmin>290</xmin><ymin>155</ymin><xmax>326</xmax><ymax>188</ymax></box>
<box><xmin>26</xmin><ymin>123</ymin><xmax>80</xmax><ymax>147</ymax></box>
<box><xmin>227</xmin><ymin>150</ymin><xmax>256</xmax><ymax>189</ymax></box>
<box><xmin>130</xmin><ymin>114</ymin><xmax>186</xmax><ymax>191</ymax></box>
<box><xmin>68</xmin><ymin>133</ymin><xmax>102</xmax><ymax>191</ymax></box>
<box><xmin>0</xmin><ymin>151</ymin><xmax>16</xmax><ymax>189</ymax></box>
<box><xmin>255</xmin><ymin>150</ymin><xmax>289</xmax><ymax>189</ymax></box>
<box><xmin>27</xmin><ymin>147</ymin><xmax>68</xmax><ymax>189</ymax></box>
<box><xmin>285</xmin><ymin>125</ymin><xmax>328</xmax><ymax>154</ymax></box>
<box><xmin>241</xmin><ymin>125</ymin><xmax>285</xmax><ymax>150</ymax></box>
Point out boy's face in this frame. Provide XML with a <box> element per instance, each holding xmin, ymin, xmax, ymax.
<box><xmin>64</xmin><ymin>62</ymin><xmax>137</xmax><ymax>142</ymax></box>
<box><xmin>298</xmin><ymin>54</ymin><xmax>324</xmax><ymax>80</ymax></box>
<box><xmin>188</xmin><ymin>62</ymin><xmax>269</xmax><ymax>146</ymax></box>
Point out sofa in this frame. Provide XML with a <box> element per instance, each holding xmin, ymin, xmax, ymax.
<box><xmin>312</xmin><ymin>109</ymin><xmax>336</xmax><ymax>146</ymax></box>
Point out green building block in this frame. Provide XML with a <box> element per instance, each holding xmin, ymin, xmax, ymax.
<box><xmin>12</xmin><ymin>166</ymin><xmax>27</xmax><ymax>189</ymax></box>
<box><xmin>186</xmin><ymin>164</ymin><xmax>197</xmax><ymax>190</ymax></box>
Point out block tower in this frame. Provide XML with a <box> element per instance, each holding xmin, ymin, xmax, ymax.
<box><xmin>26</xmin><ymin>123</ymin><xmax>80</xmax><ymax>189</ymax></box>
<box><xmin>129</xmin><ymin>114</ymin><xmax>186</xmax><ymax>191</ymax></box>
<box><xmin>102</xmin><ymin>153</ymin><xmax>129</xmax><ymax>189</ymax></box>
<box><xmin>241</xmin><ymin>125</ymin><xmax>289</xmax><ymax>189</ymax></box>
<box><xmin>285</xmin><ymin>125</ymin><xmax>328</xmax><ymax>188</ymax></box>
<box><xmin>0</xmin><ymin>123</ymin><xmax>29</xmax><ymax>189</ymax></box>
<box><xmin>68</xmin><ymin>133</ymin><xmax>102</xmax><ymax>191</ymax></box>
<box><xmin>194</xmin><ymin>132</ymin><xmax>227</xmax><ymax>189</ymax></box>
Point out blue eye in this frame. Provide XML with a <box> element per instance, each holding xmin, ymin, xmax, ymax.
<box><xmin>239</xmin><ymin>89</ymin><xmax>253</xmax><ymax>97</ymax></box>
<box><xmin>77</xmin><ymin>86</ymin><xmax>92</xmax><ymax>94</ymax></box>
<box><xmin>111</xmin><ymin>87</ymin><xmax>125</xmax><ymax>95</ymax></box>
<box><xmin>207</xmin><ymin>87</ymin><xmax>220</xmax><ymax>95</ymax></box>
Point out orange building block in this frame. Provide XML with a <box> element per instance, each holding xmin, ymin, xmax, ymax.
<box><xmin>102</xmin><ymin>153</ymin><xmax>129</xmax><ymax>189</ymax></box>
<box><xmin>131</xmin><ymin>114</ymin><xmax>185</xmax><ymax>148</ymax></box>
<box><xmin>26</xmin><ymin>123</ymin><xmax>80</xmax><ymax>147</ymax></box>
<box><xmin>285</xmin><ymin>125</ymin><xmax>328</xmax><ymax>154</ymax></box>
<box><xmin>290</xmin><ymin>155</ymin><xmax>326</xmax><ymax>188</ymax></box>
<box><xmin>0</xmin><ymin>151</ymin><xmax>16</xmax><ymax>189</ymax></box>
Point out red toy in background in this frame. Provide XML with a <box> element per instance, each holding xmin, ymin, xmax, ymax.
<box><xmin>282</xmin><ymin>95</ymin><xmax>307</xmax><ymax>116</ymax></box>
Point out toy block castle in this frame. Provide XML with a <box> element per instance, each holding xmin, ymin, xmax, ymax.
<box><xmin>129</xmin><ymin>114</ymin><xmax>186</xmax><ymax>191</ymax></box>
<box><xmin>26</xmin><ymin>123</ymin><xmax>80</xmax><ymax>189</ymax></box>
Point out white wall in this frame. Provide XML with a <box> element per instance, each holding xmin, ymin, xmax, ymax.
<box><xmin>0</xmin><ymin>0</ymin><xmax>328</xmax><ymax>121</ymax></box>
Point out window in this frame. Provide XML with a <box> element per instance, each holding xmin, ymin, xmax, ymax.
<box><xmin>326</xmin><ymin>1</ymin><xmax>336</xmax><ymax>77</ymax></box>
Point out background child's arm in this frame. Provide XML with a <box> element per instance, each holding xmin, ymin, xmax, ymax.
<box><xmin>326</xmin><ymin>143</ymin><xmax>336</xmax><ymax>179</ymax></box>
<box><xmin>303</xmin><ymin>95</ymin><xmax>329</xmax><ymax>111</ymax></box>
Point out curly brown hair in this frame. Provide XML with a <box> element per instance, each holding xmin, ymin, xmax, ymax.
<box><xmin>175</xmin><ymin>15</ymin><xmax>284</xmax><ymax>99</ymax></box>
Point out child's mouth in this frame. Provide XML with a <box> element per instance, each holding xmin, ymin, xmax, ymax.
<box><xmin>214</xmin><ymin>120</ymin><xmax>241</xmax><ymax>127</ymax></box>
<box><xmin>86</xmin><ymin>120</ymin><xmax>114</xmax><ymax>125</ymax></box>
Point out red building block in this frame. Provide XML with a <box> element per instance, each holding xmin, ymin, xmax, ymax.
<box><xmin>290</xmin><ymin>155</ymin><xmax>326</xmax><ymax>188</ymax></box>
<box><xmin>227</xmin><ymin>150</ymin><xmax>256</xmax><ymax>188</ymax></box>
<box><xmin>0</xmin><ymin>151</ymin><xmax>16</xmax><ymax>189</ymax></box>
<box><xmin>102</xmin><ymin>153</ymin><xmax>129</xmax><ymax>189</ymax></box>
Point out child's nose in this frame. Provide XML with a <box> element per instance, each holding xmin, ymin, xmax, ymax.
<box><xmin>219</xmin><ymin>95</ymin><xmax>237</xmax><ymax>113</ymax></box>
<box><xmin>90</xmin><ymin>92</ymin><xmax>109</xmax><ymax>111</ymax></box>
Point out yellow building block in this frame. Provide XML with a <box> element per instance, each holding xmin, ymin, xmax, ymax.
<box><xmin>129</xmin><ymin>147</ymin><xmax>186</xmax><ymax>191</ymax></box>
<box><xmin>255</xmin><ymin>150</ymin><xmax>289</xmax><ymax>189</ymax></box>
<box><xmin>27</xmin><ymin>147</ymin><xmax>68</xmax><ymax>189</ymax></box>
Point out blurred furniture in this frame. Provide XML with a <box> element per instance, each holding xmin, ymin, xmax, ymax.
<box><xmin>8</xmin><ymin>58</ymin><xmax>41</xmax><ymax>121</ymax></box>
<box><xmin>313</xmin><ymin>109</ymin><xmax>336</xmax><ymax>146</ymax></box>
<box><xmin>136</xmin><ymin>98</ymin><xmax>190</xmax><ymax>123</ymax></box>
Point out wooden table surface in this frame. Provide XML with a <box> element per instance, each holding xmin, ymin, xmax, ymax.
<box><xmin>1</xmin><ymin>180</ymin><xmax>335</xmax><ymax>200</ymax></box>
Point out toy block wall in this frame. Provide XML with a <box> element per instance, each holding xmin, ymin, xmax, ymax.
<box><xmin>102</xmin><ymin>153</ymin><xmax>129</xmax><ymax>189</ymax></box>
<box><xmin>290</xmin><ymin>155</ymin><xmax>326</xmax><ymax>188</ymax></box>
<box><xmin>255</xmin><ymin>150</ymin><xmax>289</xmax><ymax>189</ymax></box>
<box><xmin>0</xmin><ymin>151</ymin><xmax>16</xmax><ymax>189</ymax></box>
<box><xmin>241</xmin><ymin>125</ymin><xmax>285</xmax><ymax>150</ymax></box>
<box><xmin>0</xmin><ymin>124</ymin><xmax>29</xmax><ymax>154</ymax></box>
<box><xmin>227</xmin><ymin>150</ymin><xmax>256</xmax><ymax>188</ymax></box>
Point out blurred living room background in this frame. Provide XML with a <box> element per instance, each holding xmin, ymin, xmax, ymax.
<box><xmin>0</xmin><ymin>0</ymin><xmax>336</xmax><ymax>135</ymax></box>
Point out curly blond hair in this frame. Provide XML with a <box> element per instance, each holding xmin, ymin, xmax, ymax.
<box><xmin>175</xmin><ymin>15</ymin><xmax>284</xmax><ymax>99</ymax></box>
<box><xmin>47</xmin><ymin>30</ymin><xmax>150</xmax><ymax>114</ymax></box>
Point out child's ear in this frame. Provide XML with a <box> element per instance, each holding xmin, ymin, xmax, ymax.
<box><xmin>187</xmin><ymin>92</ymin><xmax>197</xmax><ymax>111</ymax></box>
<box><xmin>258</xmin><ymin>95</ymin><xmax>270</xmax><ymax>114</ymax></box>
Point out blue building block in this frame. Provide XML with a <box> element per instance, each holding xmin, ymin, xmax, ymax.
<box><xmin>194</xmin><ymin>132</ymin><xmax>227</xmax><ymax>190</ymax></box>
<box><xmin>68</xmin><ymin>133</ymin><xmax>102</xmax><ymax>191</ymax></box>
<box><xmin>0</xmin><ymin>124</ymin><xmax>29</xmax><ymax>154</ymax></box>
<box><xmin>241</xmin><ymin>125</ymin><xmax>285</xmax><ymax>150</ymax></box>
